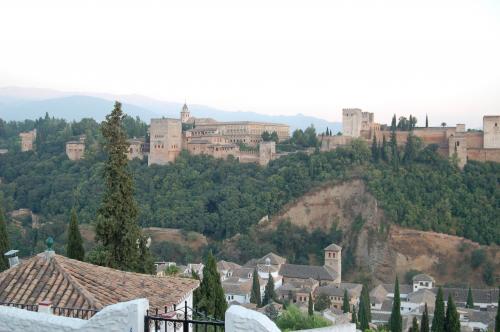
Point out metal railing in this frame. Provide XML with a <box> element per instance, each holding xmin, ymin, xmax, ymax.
<box><xmin>0</xmin><ymin>302</ymin><xmax>99</xmax><ymax>320</ymax></box>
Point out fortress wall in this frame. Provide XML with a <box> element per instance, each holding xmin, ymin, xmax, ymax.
<box><xmin>467</xmin><ymin>148</ymin><xmax>500</xmax><ymax>163</ymax></box>
<box><xmin>466</xmin><ymin>132</ymin><xmax>483</xmax><ymax>149</ymax></box>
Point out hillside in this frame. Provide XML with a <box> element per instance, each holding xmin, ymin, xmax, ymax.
<box><xmin>255</xmin><ymin>179</ymin><xmax>499</xmax><ymax>286</ymax></box>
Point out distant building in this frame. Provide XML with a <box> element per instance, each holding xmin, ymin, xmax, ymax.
<box><xmin>126</xmin><ymin>138</ymin><xmax>146</xmax><ymax>160</ymax></box>
<box><xmin>148</xmin><ymin>118</ymin><xmax>182</xmax><ymax>166</ymax></box>
<box><xmin>19</xmin><ymin>129</ymin><xmax>36</xmax><ymax>152</ymax></box>
<box><xmin>65</xmin><ymin>136</ymin><xmax>86</xmax><ymax>161</ymax></box>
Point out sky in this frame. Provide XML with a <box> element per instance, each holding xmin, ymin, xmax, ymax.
<box><xmin>0</xmin><ymin>0</ymin><xmax>499</xmax><ymax>128</ymax></box>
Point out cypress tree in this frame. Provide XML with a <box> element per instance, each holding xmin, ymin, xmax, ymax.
<box><xmin>390</xmin><ymin>114</ymin><xmax>399</xmax><ymax>168</ymax></box>
<box><xmin>250</xmin><ymin>268</ymin><xmax>261</xmax><ymax>307</ymax></box>
<box><xmin>444</xmin><ymin>294</ymin><xmax>460</xmax><ymax>332</ymax></box>
<box><xmin>421</xmin><ymin>303</ymin><xmax>430</xmax><ymax>332</ymax></box>
<box><xmin>66</xmin><ymin>208</ymin><xmax>84</xmax><ymax>261</ymax></box>
<box><xmin>466</xmin><ymin>287</ymin><xmax>474</xmax><ymax>309</ymax></box>
<box><xmin>371</xmin><ymin>136</ymin><xmax>380</xmax><ymax>162</ymax></box>
<box><xmin>381</xmin><ymin>135</ymin><xmax>388</xmax><ymax>162</ymax></box>
<box><xmin>411</xmin><ymin>316</ymin><xmax>419</xmax><ymax>332</ymax></box>
<box><xmin>389</xmin><ymin>276</ymin><xmax>402</xmax><ymax>332</ymax></box>
<box><xmin>197</xmin><ymin>252</ymin><xmax>227</xmax><ymax>319</ymax></box>
<box><xmin>342</xmin><ymin>288</ymin><xmax>350</xmax><ymax>313</ymax></box>
<box><xmin>495</xmin><ymin>288</ymin><xmax>499</xmax><ymax>332</ymax></box>
<box><xmin>351</xmin><ymin>305</ymin><xmax>357</xmax><ymax>326</ymax></box>
<box><xmin>94</xmin><ymin>101</ymin><xmax>152</xmax><ymax>273</ymax></box>
<box><xmin>359</xmin><ymin>284</ymin><xmax>371</xmax><ymax>331</ymax></box>
<box><xmin>308</xmin><ymin>292</ymin><xmax>313</xmax><ymax>316</ymax></box>
<box><xmin>262</xmin><ymin>273</ymin><xmax>276</xmax><ymax>306</ymax></box>
<box><xmin>426</xmin><ymin>114</ymin><xmax>429</xmax><ymax>128</ymax></box>
<box><xmin>0</xmin><ymin>204</ymin><xmax>10</xmax><ymax>271</ymax></box>
<box><xmin>432</xmin><ymin>287</ymin><xmax>445</xmax><ymax>332</ymax></box>
<box><xmin>403</xmin><ymin>132</ymin><xmax>416</xmax><ymax>165</ymax></box>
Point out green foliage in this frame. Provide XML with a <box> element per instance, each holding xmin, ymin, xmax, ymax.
<box><xmin>150</xmin><ymin>240</ymin><xmax>198</xmax><ymax>264</ymax></box>
<box><xmin>250</xmin><ymin>268</ymin><xmax>261</xmax><ymax>307</ymax></box>
<box><xmin>0</xmin><ymin>204</ymin><xmax>10</xmax><ymax>271</ymax></box>
<box><xmin>94</xmin><ymin>102</ymin><xmax>152</xmax><ymax>273</ymax></box>
<box><xmin>444</xmin><ymin>295</ymin><xmax>460</xmax><ymax>332</ymax></box>
<box><xmin>262</xmin><ymin>274</ymin><xmax>276</xmax><ymax>306</ymax></box>
<box><xmin>432</xmin><ymin>287</ymin><xmax>445</xmax><ymax>332</ymax></box>
<box><xmin>276</xmin><ymin>305</ymin><xmax>330</xmax><ymax>332</ymax></box>
<box><xmin>482</xmin><ymin>261</ymin><xmax>495</xmax><ymax>286</ymax></box>
<box><xmin>163</xmin><ymin>265</ymin><xmax>180</xmax><ymax>276</ymax></box>
<box><xmin>404</xmin><ymin>269</ymin><xmax>422</xmax><ymax>284</ymax></box>
<box><xmin>308</xmin><ymin>292</ymin><xmax>313</xmax><ymax>316</ymax></box>
<box><xmin>359</xmin><ymin>284</ymin><xmax>371</xmax><ymax>330</ymax></box>
<box><xmin>410</xmin><ymin>316</ymin><xmax>419</xmax><ymax>332</ymax></box>
<box><xmin>421</xmin><ymin>303</ymin><xmax>430</xmax><ymax>332</ymax></box>
<box><xmin>470</xmin><ymin>249</ymin><xmax>486</xmax><ymax>269</ymax></box>
<box><xmin>342</xmin><ymin>288</ymin><xmax>350</xmax><ymax>313</ymax></box>
<box><xmin>195</xmin><ymin>252</ymin><xmax>227</xmax><ymax>319</ymax></box>
<box><xmin>351</xmin><ymin>305</ymin><xmax>357</xmax><ymax>326</ymax></box>
<box><xmin>495</xmin><ymin>289</ymin><xmax>500</xmax><ymax>332</ymax></box>
<box><xmin>389</xmin><ymin>277</ymin><xmax>402</xmax><ymax>332</ymax></box>
<box><xmin>286</xmin><ymin>125</ymin><xmax>319</xmax><ymax>149</ymax></box>
<box><xmin>466</xmin><ymin>287</ymin><xmax>474</xmax><ymax>308</ymax></box>
<box><xmin>314</xmin><ymin>293</ymin><xmax>331</xmax><ymax>312</ymax></box>
<box><xmin>66</xmin><ymin>208</ymin><xmax>84</xmax><ymax>261</ymax></box>
<box><xmin>264</xmin><ymin>301</ymin><xmax>279</xmax><ymax>321</ymax></box>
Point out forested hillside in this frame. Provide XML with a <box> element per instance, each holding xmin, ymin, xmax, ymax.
<box><xmin>0</xmin><ymin>115</ymin><xmax>498</xmax><ymax>259</ymax></box>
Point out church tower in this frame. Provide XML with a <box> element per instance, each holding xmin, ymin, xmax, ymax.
<box><xmin>180</xmin><ymin>103</ymin><xmax>190</xmax><ymax>123</ymax></box>
<box><xmin>324</xmin><ymin>243</ymin><xmax>342</xmax><ymax>282</ymax></box>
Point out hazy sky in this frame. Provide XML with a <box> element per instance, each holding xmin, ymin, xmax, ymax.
<box><xmin>1</xmin><ymin>0</ymin><xmax>499</xmax><ymax>127</ymax></box>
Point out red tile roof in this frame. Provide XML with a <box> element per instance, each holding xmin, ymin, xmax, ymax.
<box><xmin>0</xmin><ymin>253</ymin><xmax>199</xmax><ymax>311</ymax></box>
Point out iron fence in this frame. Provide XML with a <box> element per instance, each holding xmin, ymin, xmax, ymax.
<box><xmin>0</xmin><ymin>302</ymin><xmax>99</xmax><ymax>319</ymax></box>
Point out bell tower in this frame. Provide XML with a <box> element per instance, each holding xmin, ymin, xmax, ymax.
<box><xmin>324</xmin><ymin>243</ymin><xmax>342</xmax><ymax>282</ymax></box>
<box><xmin>180</xmin><ymin>103</ymin><xmax>190</xmax><ymax>123</ymax></box>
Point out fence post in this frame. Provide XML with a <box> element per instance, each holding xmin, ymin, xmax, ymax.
<box><xmin>183</xmin><ymin>301</ymin><xmax>188</xmax><ymax>332</ymax></box>
<box><xmin>144</xmin><ymin>314</ymin><xmax>149</xmax><ymax>332</ymax></box>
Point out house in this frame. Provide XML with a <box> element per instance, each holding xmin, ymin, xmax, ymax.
<box><xmin>412</xmin><ymin>274</ymin><xmax>435</xmax><ymax>291</ymax></box>
<box><xmin>0</xmin><ymin>251</ymin><xmax>199</xmax><ymax>313</ymax></box>
<box><xmin>314</xmin><ymin>283</ymin><xmax>363</xmax><ymax>310</ymax></box>
<box><xmin>276</xmin><ymin>278</ymin><xmax>319</xmax><ymax>307</ymax></box>
<box><xmin>217</xmin><ymin>260</ymin><xmax>242</xmax><ymax>281</ymax></box>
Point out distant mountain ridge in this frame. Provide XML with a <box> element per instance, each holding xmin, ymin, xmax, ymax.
<box><xmin>0</xmin><ymin>87</ymin><xmax>341</xmax><ymax>132</ymax></box>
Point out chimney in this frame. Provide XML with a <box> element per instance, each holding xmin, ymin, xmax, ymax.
<box><xmin>4</xmin><ymin>250</ymin><xmax>19</xmax><ymax>268</ymax></box>
<box><xmin>38</xmin><ymin>300</ymin><xmax>52</xmax><ymax>315</ymax></box>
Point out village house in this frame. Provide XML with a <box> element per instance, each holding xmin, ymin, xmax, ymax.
<box><xmin>314</xmin><ymin>283</ymin><xmax>363</xmax><ymax>311</ymax></box>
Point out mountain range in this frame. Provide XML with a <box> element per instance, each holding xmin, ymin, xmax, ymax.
<box><xmin>0</xmin><ymin>87</ymin><xmax>342</xmax><ymax>132</ymax></box>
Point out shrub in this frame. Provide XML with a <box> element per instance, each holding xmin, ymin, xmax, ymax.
<box><xmin>276</xmin><ymin>305</ymin><xmax>331</xmax><ymax>331</ymax></box>
<box><xmin>470</xmin><ymin>249</ymin><xmax>486</xmax><ymax>269</ymax></box>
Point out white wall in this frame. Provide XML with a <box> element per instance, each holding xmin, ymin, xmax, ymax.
<box><xmin>0</xmin><ymin>298</ymin><xmax>148</xmax><ymax>332</ymax></box>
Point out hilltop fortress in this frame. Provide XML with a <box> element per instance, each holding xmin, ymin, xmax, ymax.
<box><xmin>321</xmin><ymin>109</ymin><xmax>500</xmax><ymax>168</ymax></box>
<box><xmin>128</xmin><ymin>103</ymin><xmax>290</xmax><ymax>166</ymax></box>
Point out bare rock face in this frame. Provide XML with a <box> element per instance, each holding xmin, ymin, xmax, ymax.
<box><xmin>270</xmin><ymin>179</ymin><xmax>499</xmax><ymax>286</ymax></box>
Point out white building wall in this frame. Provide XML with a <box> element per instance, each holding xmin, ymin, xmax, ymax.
<box><xmin>0</xmin><ymin>298</ymin><xmax>148</xmax><ymax>332</ymax></box>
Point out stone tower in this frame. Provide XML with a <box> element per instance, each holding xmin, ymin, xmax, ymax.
<box><xmin>449</xmin><ymin>124</ymin><xmax>467</xmax><ymax>169</ymax></box>
<box><xmin>259</xmin><ymin>141</ymin><xmax>276</xmax><ymax>166</ymax></box>
<box><xmin>483</xmin><ymin>115</ymin><xmax>500</xmax><ymax>148</ymax></box>
<box><xmin>324</xmin><ymin>243</ymin><xmax>342</xmax><ymax>282</ymax></box>
<box><xmin>180</xmin><ymin>103</ymin><xmax>191</xmax><ymax>124</ymax></box>
<box><xmin>342</xmin><ymin>108</ymin><xmax>363</xmax><ymax>137</ymax></box>
<box><xmin>148</xmin><ymin>118</ymin><xmax>182</xmax><ymax>165</ymax></box>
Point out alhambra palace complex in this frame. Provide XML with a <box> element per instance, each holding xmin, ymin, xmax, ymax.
<box><xmin>321</xmin><ymin>109</ymin><xmax>500</xmax><ymax>169</ymax></box>
<box><xmin>17</xmin><ymin>104</ymin><xmax>500</xmax><ymax>169</ymax></box>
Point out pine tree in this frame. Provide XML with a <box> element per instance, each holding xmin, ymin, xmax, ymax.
<box><xmin>411</xmin><ymin>316</ymin><xmax>420</xmax><ymax>332</ymax></box>
<box><xmin>425</xmin><ymin>115</ymin><xmax>429</xmax><ymax>128</ymax></box>
<box><xmin>0</xmin><ymin>204</ymin><xmax>10</xmax><ymax>271</ymax></box>
<box><xmin>403</xmin><ymin>132</ymin><xmax>416</xmax><ymax>165</ymax></box>
<box><xmin>262</xmin><ymin>273</ymin><xmax>276</xmax><ymax>306</ymax></box>
<box><xmin>342</xmin><ymin>288</ymin><xmax>350</xmax><ymax>313</ymax></box>
<box><xmin>381</xmin><ymin>135</ymin><xmax>388</xmax><ymax>162</ymax></box>
<box><xmin>495</xmin><ymin>288</ymin><xmax>499</xmax><ymax>332</ymax></box>
<box><xmin>390</xmin><ymin>114</ymin><xmax>399</xmax><ymax>169</ymax></box>
<box><xmin>432</xmin><ymin>287</ymin><xmax>445</xmax><ymax>332</ymax></box>
<box><xmin>351</xmin><ymin>305</ymin><xmax>358</xmax><ymax>326</ymax></box>
<box><xmin>308</xmin><ymin>292</ymin><xmax>313</xmax><ymax>316</ymax></box>
<box><xmin>66</xmin><ymin>208</ymin><xmax>84</xmax><ymax>261</ymax></box>
<box><xmin>390</xmin><ymin>276</ymin><xmax>402</xmax><ymax>332</ymax></box>
<box><xmin>466</xmin><ymin>287</ymin><xmax>474</xmax><ymax>309</ymax></box>
<box><xmin>250</xmin><ymin>268</ymin><xmax>261</xmax><ymax>307</ymax></box>
<box><xmin>196</xmin><ymin>252</ymin><xmax>227</xmax><ymax>319</ymax></box>
<box><xmin>94</xmin><ymin>101</ymin><xmax>152</xmax><ymax>273</ymax></box>
<box><xmin>421</xmin><ymin>303</ymin><xmax>430</xmax><ymax>332</ymax></box>
<box><xmin>444</xmin><ymin>294</ymin><xmax>460</xmax><ymax>332</ymax></box>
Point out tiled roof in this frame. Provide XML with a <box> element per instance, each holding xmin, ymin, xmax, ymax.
<box><xmin>279</xmin><ymin>264</ymin><xmax>337</xmax><ymax>281</ymax></box>
<box><xmin>324</xmin><ymin>243</ymin><xmax>342</xmax><ymax>251</ymax></box>
<box><xmin>438</xmin><ymin>287</ymin><xmax>498</xmax><ymax>304</ymax></box>
<box><xmin>315</xmin><ymin>283</ymin><xmax>363</xmax><ymax>297</ymax></box>
<box><xmin>380</xmin><ymin>283</ymin><xmax>413</xmax><ymax>294</ymax></box>
<box><xmin>412</xmin><ymin>274</ymin><xmax>434</xmax><ymax>282</ymax></box>
<box><xmin>407</xmin><ymin>289</ymin><xmax>436</xmax><ymax>305</ymax></box>
<box><xmin>0</xmin><ymin>253</ymin><xmax>199</xmax><ymax>311</ymax></box>
<box><xmin>257</xmin><ymin>253</ymin><xmax>286</xmax><ymax>266</ymax></box>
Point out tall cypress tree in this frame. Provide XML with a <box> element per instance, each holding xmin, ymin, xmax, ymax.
<box><xmin>94</xmin><ymin>101</ymin><xmax>153</xmax><ymax>273</ymax></box>
<box><xmin>308</xmin><ymin>292</ymin><xmax>313</xmax><ymax>316</ymax></box>
<box><xmin>466</xmin><ymin>287</ymin><xmax>474</xmax><ymax>309</ymax></box>
<box><xmin>403</xmin><ymin>133</ymin><xmax>416</xmax><ymax>165</ymax></box>
<box><xmin>426</xmin><ymin>114</ymin><xmax>429</xmax><ymax>128</ymax></box>
<box><xmin>390</xmin><ymin>114</ymin><xmax>399</xmax><ymax>168</ymax></box>
<box><xmin>359</xmin><ymin>284</ymin><xmax>371</xmax><ymax>330</ymax></box>
<box><xmin>250</xmin><ymin>268</ymin><xmax>261</xmax><ymax>307</ymax></box>
<box><xmin>197</xmin><ymin>252</ymin><xmax>227</xmax><ymax>319</ymax></box>
<box><xmin>351</xmin><ymin>305</ymin><xmax>357</xmax><ymax>326</ymax></box>
<box><xmin>381</xmin><ymin>135</ymin><xmax>388</xmax><ymax>162</ymax></box>
<box><xmin>342</xmin><ymin>289</ymin><xmax>350</xmax><ymax>313</ymax></box>
<box><xmin>0</xmin><ymin>204</ymin><xmax>10</xmax><ymax>271</ymax></box>
<box><xmin>371</xmin><ymin>136</ymin><xmax>380</xmax><ymax>162</ymax></box>
<box><xmin>66</xmin><ymin>208</ymin><xmax>84</xmax><ymax>261</ymax></box>
<box><xmin>262</xmin><ymin>273</ymin><xmax>276</xmax><ymax>306</ymax></box>
<box><xmin>421</xmin><ymin>303</ymin><xmax>430</xmax><ymax>332</ymax></box>
<box><xmin>444</xmin><ymin>294</ymin><xmax>460</xmax><ymax>332</ymax></box>
<box><xmin>390</xmin><ymin>277</ymin><xmax>402</xmax><ymax>332</ymax></box>
<box><xmin>432</xmin><ymin>287</ymin><xmax>445</xmax><ymax>332</ymax></box>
